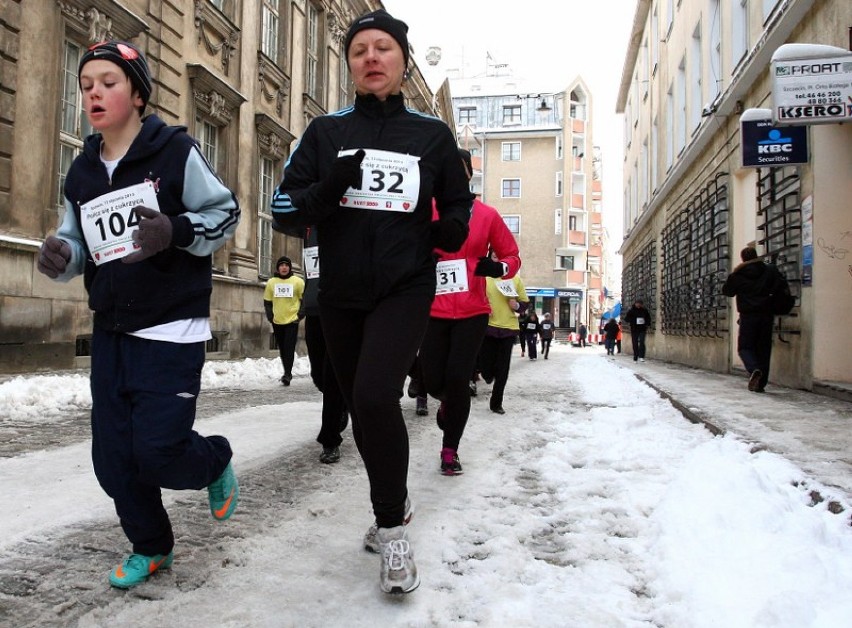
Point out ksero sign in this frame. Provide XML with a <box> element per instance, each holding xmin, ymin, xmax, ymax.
<box><xmin>771</xmin><ymin>44</ymin><xmax>852</xmax><ymax>125</ymax></box>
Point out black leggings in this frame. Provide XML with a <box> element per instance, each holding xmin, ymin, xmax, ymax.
<box><xmin>419</xmin><ymin>314</ymin><xmax>489</xmax><ymax>450</ymax></box>
<box><xmin>272</xmin><ymin>321</ymin><xmax>299</xmax><ymax>377</ymax></box>
<box><xmin>304</xmin><ymin>315</ymin><xmax>347</xmax><ymax>448</ymax></box>
<box><xmin>478</xmin><ymin>334</ymin><xmax>517</xmax><ymax>411</ymax></box>
<box><xmin>319</xmin><ymin>294</ymin><xmax>432</xmax><ymax>528</ymax></box>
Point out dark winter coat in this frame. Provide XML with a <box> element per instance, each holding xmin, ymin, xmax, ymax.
<box><xmin>722</xmin><ymin>259</ymin><xmax>784</xmax><ymax>315</ymax></box>
<box><xmin>59</xmin><ymin>115</ymin><xmax>240</xmax><ymax>332</ymax></box>
<box><xmin>270</xmin><ymin>93</ymin><xmax>473</xmax><ymax>311</ymax></box>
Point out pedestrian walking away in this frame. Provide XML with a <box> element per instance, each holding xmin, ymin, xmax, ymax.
<box><xmin>722</xmin><ymin>245</ymin><xmax>792</xmax><ymax>393</ymax></box>
<box><xmin>479</xmin><ymin>274</ymin><xmax>530</xmax><ymax>415</ymax></box>
<box><xmin>36</xmin><ymin>40</ymin><xmax>241</xmax><ymax>589</ymax></box>
<box><xmin>625</xmin><ymin>299</ymin><xmax>651</xmax><ymax>362</ymax></box>
<box><xmin>419</xmin><ymin>148</ymin><xmax>522</xmax><ymax>477</ymax></box>
<box><xmin>539</xmin><ymin>313</ymin><xmax>554</xmax><ymax>359</ymax></box>
<box><xmin>263</xmin><ymin>255</ymin><xmax>305</xmax><ymax>386</ymax></box>
<box><xmin>578</xmin><ymin>322</ymin><xmax>588</xmax><ymax>348</ymax></box>
<box><xmin>603</xmin><ymin>318</ymin><xmax>619</xmax><ymax>356</ymax></box>
<box><xmin>270</xmin><ymin>8</ymin><xmax>473</xmax><ymax>595</ymax></box>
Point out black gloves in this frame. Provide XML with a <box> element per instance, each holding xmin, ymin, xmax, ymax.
<box><xmin>474</xmin><ymin>256</ymin><xmax>505</xmax><ymax>278</ymax></box>
<box><xmin>123</xmin><ymin>205</ymin><xmax>175</xmax><ymax>263</ymax></box>
<box><xmin>316</xmin><ymin>149</ymin><xmax>365</xmax><ymax>204</ymax></box>
<box><xmin>430</xmin><ymin>217</ymin><xmax>469</xmax><ymax>252</ymax></box>
<box><xmin>37</xmin><ymin>236</ymin><xmax>71</xmax><ymax>278</ymax></box>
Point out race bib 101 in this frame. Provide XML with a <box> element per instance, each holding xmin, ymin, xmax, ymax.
<box><xmin>495</xmin><ymin>279</ymin><xmax>518</xmax><ymax>297</ymax></box>
<box><xmin>80</xmin><ymin>181</ymin><xmax>160</xmax><ymax>265</ymax></box>
<box><xmin>338</xmin><ymin>148</ymin><xmax>420</xmax><ymax>213</ymax></box>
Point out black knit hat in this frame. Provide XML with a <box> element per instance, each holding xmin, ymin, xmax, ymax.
<box><xmin>78</xmin><ymin>41</ymin><xmax>152</xmax><ymax>109</ymax></box>
<box><xmin>344</xmin><ymin>9</ymin><xmax>410</xmax><ymax>68</ymax></box>
<box><xmin>276</xmin><ymin>256</ymin><xmax>292</xmax><ymax>268</ymax></box>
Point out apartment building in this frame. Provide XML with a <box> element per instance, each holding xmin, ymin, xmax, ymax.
<box><xmin>452</xmin><ymin>73</ymin><xmax>611</xmax><ymax>333</ymax></box>
<box><xmin>617</xmin><ymin>0</ymin><xmax>852</xmax><ymax>392</ymax></box>
<box><xmin>0</xmin><ymin>0</ymin><xmax>445</xmax><ymax>373</ymax></box>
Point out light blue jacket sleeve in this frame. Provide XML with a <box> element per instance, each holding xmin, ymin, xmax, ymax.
<box><xmin>51</xmin><ymin>199</ymin><xmax>87</xmax><ymax>282</ymax></box>
<box><xmin>180</xmin><ymin>145</ymin><xmax>241</xmax><ymax>256</ymax></box>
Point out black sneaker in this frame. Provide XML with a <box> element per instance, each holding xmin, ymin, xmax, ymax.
<box><xmin>281</xmin><ymin>373</ymin><xmax>292</xmax><ymax>386</ymax></box>
<box><xmin>440</xmin><ymin>447</ymin><xmax>463</xmax><ymax>476</ymax></box>
<box><xmin>320</xmin><ymin>446</ymin><xmax>340</xmax><ymax>464</ymax></box>
<box><xmin>748</xmin><ymin>369</ymin><xmax>763</xmax><ymax>392</ymax></box>
<box><xmin>415</xmin><ymin>396</ymin><xmax>428</xmax><ymax>416</ymax></box>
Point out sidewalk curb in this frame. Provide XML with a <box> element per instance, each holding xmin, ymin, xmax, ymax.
<box><xmin>632</xmin><ymin>372</ymin><xmax>725</xmax><ymax>437</ymax></box>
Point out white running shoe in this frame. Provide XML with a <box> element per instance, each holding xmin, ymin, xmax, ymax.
<box><xmin>364</xmin><ymin>496</ymin><xmax>413</xmax><ymax>553</ymax></box>
<box><xmin>377</xmin><ymin>526</ymin><xmax>420</xmax><ymax>594</ymax></box>
<box><xmin>639</xmin><ymin>358</ymin><xmax>645</xmax><ymax>362</ymax></box>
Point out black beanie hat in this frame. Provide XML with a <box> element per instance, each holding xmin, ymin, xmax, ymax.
<box><xmin>344</xmin><ymin>9</ymin><xmax>410</xmax><ymax>68</ymax></box>
<box><xmin>78</xmin><ymin>41</ymin><xmax>152</xmax><ymax>109</ymax></box>
<box><xmin>276</xmin><ymin>256</ymin><xmax>292</xmax><ymax>268</ymax></box>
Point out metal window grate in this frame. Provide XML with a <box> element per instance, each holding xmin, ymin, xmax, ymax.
<box><xmin>622</xmin><ymin>240</ymin><xmax>657</xmax><ymax>331</ymax></box>
<box><xmin>757</xmin><ymin>165</ymin><xmax>801</xmax><ymax>337</ymax></box>
<box><xmin>661</xmin><ymin>172</ymin><xmax>730</xmax><ymax>337</ymax></box>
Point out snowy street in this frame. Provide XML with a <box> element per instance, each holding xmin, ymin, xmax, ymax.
<box><xmin>1</xmin><ymin>344</ymin><xmax>851</xmax><ymax>627</ymax></box>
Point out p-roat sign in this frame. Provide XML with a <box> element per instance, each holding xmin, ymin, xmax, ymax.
<box><xmin>771</xmin><ymin>45</ymin><xmax>852</xmax><ymax>125</ymax></box>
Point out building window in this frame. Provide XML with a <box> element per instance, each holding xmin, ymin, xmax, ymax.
<box><xmin>338</xmin><ymin>51</ymin><xmax>351</xmax><ymax>110</ymax></box>
<box><xmin>666</xmin><ymin>0</ymin><xmax>675</xmax><ymax>36</ymax></box>
<box><xmin>568</xmin><ymin>215</ymin><xmax>577</xmax><ymax>231</ymax></box>
<box><xmin>196</xmin><ymin>119</ymin><xmax>220</xmax><ymax>169</ymax></box>
<box><xmin>58</xmin><ymin>39</ymin><xmax>89</xmax><ymax>208</ymax></box>
<box><xmin>732</xmin><ymin>0</ymin><xmax>749</xmax><ymax>66</ymax></box>
<box><xmin>651</xmin><ymin>116</ymin><xmax>659</xmax><ymax>192</ymax></box>
<box><xmin>555</xmin><ymin>134</ymin><xmax>563</xmax><ymax>159</ymax></box>
<box><xmin>261</xmin><ymin>0</ymin><xmax>280</xmax><ymax>60</ymax></box>
<box><xmin>677</xmin><ymin>56</ymin><xmax>687</xmax><ymax>152</ymax></box>
<box><xmin>558</xmin><ymin>255</ymin><xmax>575</xmax><ymax>270</ymax></box>
<box><xmin>458</xmin><ymin>107</ymin><xmax>476</xmax><ymax>124</ymax></box>
<box><xmin>555</xmin><ymin>208</ymin><xmax>562</xmax><ymax>235</ymax></box>
<box><xmin>502</xmin><ymin>105</ymin><xmax>521</xmax><ymax>125</ymax></box>
<box><xmin>556</xmin><ymin>171</ymin><xmax>563</xmax><ymax>197</ymax></box>
<box><xmin>665</xmin><ymin>84</ymin><xmax>674</xmax><ymax>170</ymax></box>
<box><xmin>690</xmin><ymin>22</ymin><xmax>703</xmax><ymax>131</ymax></box>
<box><xmin>258</xmin><ymin>157</ymin><xmax>276</xmax><ymax>277</ymax></box>
<box><xmin>306</xmin><ymin>3</ymin><xmax>324</xmax><ymax>103</ymax></box>
<box><xmin>502</xmin><ymin>142</ymin><xmax>521</xmax><ymax>161</ymax></box>
<box><xmin>501</xmin><ymin>179</ymin><xmax>521</xmax><ymax>198</ymax></box>
<box><xmin>503</xmin><ymin>215</ymin><xmax>521</xmax><ymax>234</ymax></box>
<box><xmin>708</xmin><ymin>0</ymin><xmax>722</xmax><ymax>104</ymax></box>
<box><xmin>651</xmin><ymin>6</ymin><xmax>659</xmax><ymax>74</ymax></box>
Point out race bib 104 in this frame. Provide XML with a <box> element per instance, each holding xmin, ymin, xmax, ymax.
<box><xmin>80</xmin><ymin>181</ymin><xmax>160</xmax><ymax>265</ymax></box>
<box><xmin>338</xmin><ymin>148</ymin><xmax>420</xmax><ymax>213</ymax></box>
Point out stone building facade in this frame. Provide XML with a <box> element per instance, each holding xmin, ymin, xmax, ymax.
<box><xmin>0</xmin><ymin>0</ymin><xmax>444</xmax><ymax>373</ymax></box>
<box><xmin>617</xmin><ymin>0</ymin><xmax>852</xmax><ymax>394</ymax></box>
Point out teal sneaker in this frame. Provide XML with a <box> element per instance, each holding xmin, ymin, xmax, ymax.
<box><xmin>109</xmin><ymin>551</ymin><xmax>173</xmax><ymax>588</ymax></box>
<box><xmin>208</xmin><ymin>462</ymin><xmax>239</xmax><ymax>520</ymax></box>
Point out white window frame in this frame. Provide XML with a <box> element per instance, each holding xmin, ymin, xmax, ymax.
<box><xmin>58</xmin><ymin>39</ymin><xmax>88</xmax><ymax>208</ymax></box>
<box><xmin>676</xmin><ymin>56</ymin><xmax>687</xmax><ymax>154</ymax></box>
<box><xmin>501</xmin><ymin>178</ymin><xmax>521</xmax><ymax>198</ymax></box>
<box><xmin>502</xmin><ymin>105</ymin><xmax>522</xmax><ymax>125</ymax></box>
<box><xmin>502</xmin><ymin>141</ymin><xmax>521</xmax><ymax>161</ymax></box>
<box><xmin>690</xmin><ymin>21</ymin><xmax>703</xmax><ymax>131</ymax></box>
<box><xmin>258</xmin><ymin>157</ymin><xmax>276</xmax><ymax>277</ymax></box>
<box><xmin>709</xmin><ymin>0</ymin><xmax>722</xmax><ymax>102</ymax></box>
<box><xmin>458</xmin><ymin>107</ymin><xmax>476</xmax><ymax>125</ymax></box>
<box><xmin>731</xmin><ymin>0</ymin><xmax>749</xmax><ymax>67</ymax></box>
<box><xmin>502</xmin><ymin>214</ymin><xmax>521</xmax><ymax>234</ymax></box>
<box><xmin>555</xmin><ymin>171</ymin><xmax>563</xmax><ymax>197</ymax></box>
<box><xmin>261</xmin><ymin>0</ymin><xmax>280</xmax><ymax>60</ymax></box>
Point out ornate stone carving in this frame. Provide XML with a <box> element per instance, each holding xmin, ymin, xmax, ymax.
<box><xmin>193</xmin><ymin>0</ymin><xmax>240</xmax><ymax>76</ymax></box>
